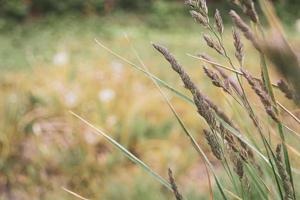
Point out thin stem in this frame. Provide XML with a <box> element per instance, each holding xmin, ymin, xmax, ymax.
<box><xmin>187</xmin><ymin>54</ymin><xmax>278</xmax><ymax>87</ymax></box>
<box><xmin>277</xmin><ymin>101</ymin><xmax>300</xmax><ymax>124</ymax></box>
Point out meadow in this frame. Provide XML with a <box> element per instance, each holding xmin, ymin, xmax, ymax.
<box><xmin>1</xmin><ymin>6</ymin><xmax>300</xmax><ymax>200</ymax></box>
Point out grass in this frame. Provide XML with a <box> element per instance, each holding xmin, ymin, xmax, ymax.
<box><xmin>0</xmin><ymin>8</ymin><xmax>300</xmax><ymax>199</ymax></box>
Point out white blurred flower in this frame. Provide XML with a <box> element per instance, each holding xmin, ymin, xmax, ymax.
<box><xmin>64</xmin><ymin>91</ymin><xmax>77</xmax><ymax>107</ymax></box>
<box><xmin>53</xmin><ymin>51</ymin><xmax>69</xmax><ymax>66</ymax></box>
<box><xmin>84</xmin><ymin>130</ymin><xmax>98</xmax><ymax>145</ymax></box>
<box><xmin>111</xmin><ymin>61</ymin><xmax>123</xmax><ymax>74</ymax></box>
<box><xmin>32</xmin><ymin>123</ymin><xmax>42</xmax><ymax>135</ymax></box>
<box><xmin>98</xmin><ymin>89</ymin><xmax>115</xmax><ymax>103</ymax></box>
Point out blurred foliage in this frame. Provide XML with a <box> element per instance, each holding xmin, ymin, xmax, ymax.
<box><xmin>274</xmin><ymin>0</ymin><xmax>300</xmax><ymax>24</ymax></box>
<box><xmin>0</xmin><ymin>0</ymin><xmax>299</xmax><ymax>23</ymax></box>
<box><xmin>1</xmin><ymin>13</ymin><xmax>299</xmax><ymax>198</ymax></box>
<box><xmin>0</xmin><ymin>0</ymin><xmax>300</xmax><ymax>198</ymax></box>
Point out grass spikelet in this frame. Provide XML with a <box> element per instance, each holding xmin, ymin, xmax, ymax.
<box><xmin>240</xmin><ymin>0</ymin><xmax>258</xmax><ymax>23</ymax></box>
<box><xmin>168</xmin><ymin>168</ymin><xmax>184</xmax><ymax>200</ymax></box>
<box><xmin>198</xmin><ymin>53</ymin><xmax>244</xmax><ymax>97</ymax></box>
<box><xmin>203</xmin><ymin>34</ymin><xmax>224</xmax><ymax>55</ymax></box>
<box><xmin>152</xmin><ymin>43</ymin><xmax>217</xmax><ymax>130</ymax></box>
<box><xmin>190</xmin><ymin>10</ymin><xmax>208</xmax><ymax>27</ymax></box>
<box><xmin>232</xmin><ymin>28</ymin><xmax>244</xmax><ymax>65</ymax></box>
<box><xmin>277</xmin><ymin>80</ymin><xmax>294</xmax><ymax>100</ymax></box>
<box><xmin>241</xmin><ymin>68</ymin><xmax>279</xmax><ymax>122</ymax></box>
<box><xmin>204</xmin><ymin>129</ymin><xmax>222</xmax><ymax>160</ymax></box>
<box><xmin>203</xmin><ymin>67</ymin><xmax>223</xmax><ymax>89</ymax></box>
<box><xmin>231</xmin><ymin>153</ymin><xmax>244</xmax><ymax>179</ymax></box>
<box><xmin>275</xmin><ymin>144</ymin><xmax>294</xmax><ymax>200</ymax></box>
<box><xmin>229</xmin><ymin>10</ymin><xmax>260</xmax><ymax>51</ymax></box>
<box><xmin>214</xmin><ymin>9</ymin><xmax>224</xmax><ymax>35</ymax></box>
<box><xmin>198</xmin><ymin>0</ymin><xmax>208</xmax><ymax>16</ymax></box>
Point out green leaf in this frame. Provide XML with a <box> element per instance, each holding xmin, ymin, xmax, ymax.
<box><xmin>70</xmin><ymin>111</ymin><xmax>172</xmax><ymax>191</ymax></box>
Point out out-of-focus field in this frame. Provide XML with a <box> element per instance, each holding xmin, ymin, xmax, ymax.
<box><xmin>1</xmin><ymin>14</ymin><xmax>300</xmax><ymax>199</ymax></box>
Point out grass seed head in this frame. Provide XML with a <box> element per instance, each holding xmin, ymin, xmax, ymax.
<box><xmin>232</xmin><ymin>28</ymin><xmax>244</xmax><ymax>65</ymax></box>
<box><xmin>275</xmin><ymin>144</ymin><xmax>294</xmax><ymax>200</ymax></box>
<box><xmin>229</xmin><ymin>10</ymin><xmax>260</xmax><ymax>51</ymax></box>
<box><xmin>203</xmin><ymin>34</ymin><xmax>224</xmax><ymax>55</ymax></box>
<box><xmin>204</xmin><ymin>129</ymin><xmax>223</xmax><ymax>160</ymax></box>
<box><xmin>190</xmin><ymin>10</ymin><xmax>209</xmax><ymax>27</ymax></box>
<box><xmin>214</xmin><ymin>9</ymin><xmax>224</xmax><ymax>35</ymax></box>
<box><xmin>277</xmin><ymin>79</ymin><xmax>294</xmax><ymax>100</ymax></box>
<box><xmin>168</xmin><ymin>168</ymin><xmax>183</xmax><ymax>200</ymax></box>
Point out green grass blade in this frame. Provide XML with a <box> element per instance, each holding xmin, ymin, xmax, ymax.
<box><xmin>258</xmin><ymin>38</ymin><xmax>295</xmax><ymax>198</ymax></box>
<box><xmin>244</xmin><ymin>164</ymin><xmax>269</xmax><ymax>200</ymax></box>
<box><xmin>70</xmin><ymin>111</ymin><xmax>172</xmax><ymax>191</ymax></box>
<box><xmin>62</xmin><ymin>187</ymin><xmax>90</xmax><ymax>200</ymax></box>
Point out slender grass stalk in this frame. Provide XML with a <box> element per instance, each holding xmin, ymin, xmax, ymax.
<box><xmin>62</xmin><ymin>187</ymin><xmax>89</xmax><ymax>200</ymax></box>
<box><xmin>187</xmin><ymin>54</ymin><xmax>279</xmax><ymax>87</ymax></box>
<box><xmin>277</xmin><ymin>101</ymin><xmax>300</xmax><ymax>124</ymax></box>
<box><xmin>70</xmin><ymin>111</ymin><xmax>172</xmax><ymax>191</ymax></box>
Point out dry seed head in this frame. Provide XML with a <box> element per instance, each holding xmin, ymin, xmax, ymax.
<box><xmin>204</xmin><ymin>129</ymin><xmax>222</xmax><ymax>160</ymax></box>
<box><xmin>214</xmin><ymin>9</ymin><xmax>224</xmax><ymax>35</ymax></box>
<box><xmin>240</xmin><ymin>0</ymin><xmax>258</xmax><ymax>23</ymax></box>
<box><xmin>232</xmin><ymin>28</ymin><xmax>244</xmax><ymax>64</ymax></box>
<box><xmin>152</xmin><ymin>44</ymin><xmax>217</xmax><ymax>130</ymax></box>
<box><xmin>219</xmin><ymin>125</ymin><xmax>239</xmax><ymax>153</ymax></box>
<box><xmin>190</xmin><ymin>10</ymin><xmax>208</xmax><ymax>27</ymax></box>
<box><xmin>203</xmin><ymin>34</ymin><xmax>224</xmax><ymax>55</ymax></box>
<box><xmin>198</xmin><ymin>0</ymin><xmax>208</xmax><ymax>16</ymax></box>
<box><xmin>184</xmin><ymin>0</ymin><xmax>196</xmax><ymax>7</ymax></box>
<box><xmin>234</xmin><ymin>156</ymin><xmax>244</xmax><ymax>179</ymax></box>
<box><xmin>202</xmin><ymin>94</ymin><xmax>238</xmax><ymax>131</ymax></box>
<box><xmin>203</xmin><ymin>67</ymin><xmax>222</xmax><ymax>88</ymax></box>
<box><xmin>266</xmin><ymin>107</ymin><xmax>280</xmax><ymax>123</ymax></box>
<box><xmin>241</xmin><ymin>68</ymin><xmax>279</xmax><ymax>122</ymax></box>
<box><xmin>197</xmin><ymin>53</ymin><xmax>243</xmax><ymax>97</ymax></box>
<box><xmin>275</xmin><ymin>144</ymin><xmax>294</xmax><ymax>200</ymax></box>
<box><xmin>220</xmin><ymin>124</ymin><xmax>250</xmax><ymax>162</ymax></box>
<box><xmin>203</xmin><ymin>66</ymin><xmax>232</xmax><ymax>94</ymax></box>
<box><xmin>152</xmin><ymin>44</ymin><xmax>251</xmax><ymax>155</ymax></box>
<box><xmin>277</xmin><ymin>79</ymin><xmax>294</xmax><ymax>100</ymax></box>
<box><xmin>241</xmin><ymin>69</ymin><xmax>271</xmax><ymax>106</ymax></box>
<box><xmin>168</xmin><ymin>168</ymin><xmax>183</xmax><ymax>200</ymax></box>
<box><xmin>229</xmin><ymin>10</ymin><xmax>261</xmax><ymax>51</ymax></box>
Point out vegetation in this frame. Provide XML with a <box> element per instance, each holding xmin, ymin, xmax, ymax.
<box><xmin>72</xmin><ymin>0</ymin><xmax>300</xmax><ymax>199</ymax></box>
<box><xmin>0</xmin><ymin>0</ymin><xmax>299</xmax><ymax>22</ymax></box>
<box><xmin>1</xmin><ymin>0</ymin><xmax>300</xmax><ymax>199</ymax></box>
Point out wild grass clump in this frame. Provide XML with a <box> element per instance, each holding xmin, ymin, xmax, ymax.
<box><xmin>70</xmin><ymin>0</ymin><xmax>300</xmax><ymax>199</ymax></box>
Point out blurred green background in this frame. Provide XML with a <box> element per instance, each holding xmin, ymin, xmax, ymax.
<box><xmin>0</xmin><ymin>0</ymin><xmax>300</xmax><ymax>199</ymax></box>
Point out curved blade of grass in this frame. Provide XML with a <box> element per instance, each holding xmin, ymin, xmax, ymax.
<box><xmin>95</xmin><ymin>39</ymin><xmax>192</xmax><ymax>104</ymax></box>
<box><xmin>62</xmin><ymin>187</ymin><xmax>89</xmax><ymax>200</ymax></box>
<box><xmin>70</xmin><ymin>111</ymin><xmax>172</xmax><ymax>191</ymax></box>
<box><xmin>277</xmin><ymin>101</ymin><xmax>300</xmax><ymax>125</ymax></box>
<box><xmin>224</xmin><ymin>189</ymin><xmax>243</xmax><ymax>200</ymax></box>
<box><xmin>244</xmin><ymin>164</ymin><xmax>270</xmax><ymax>200</ymax></box>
